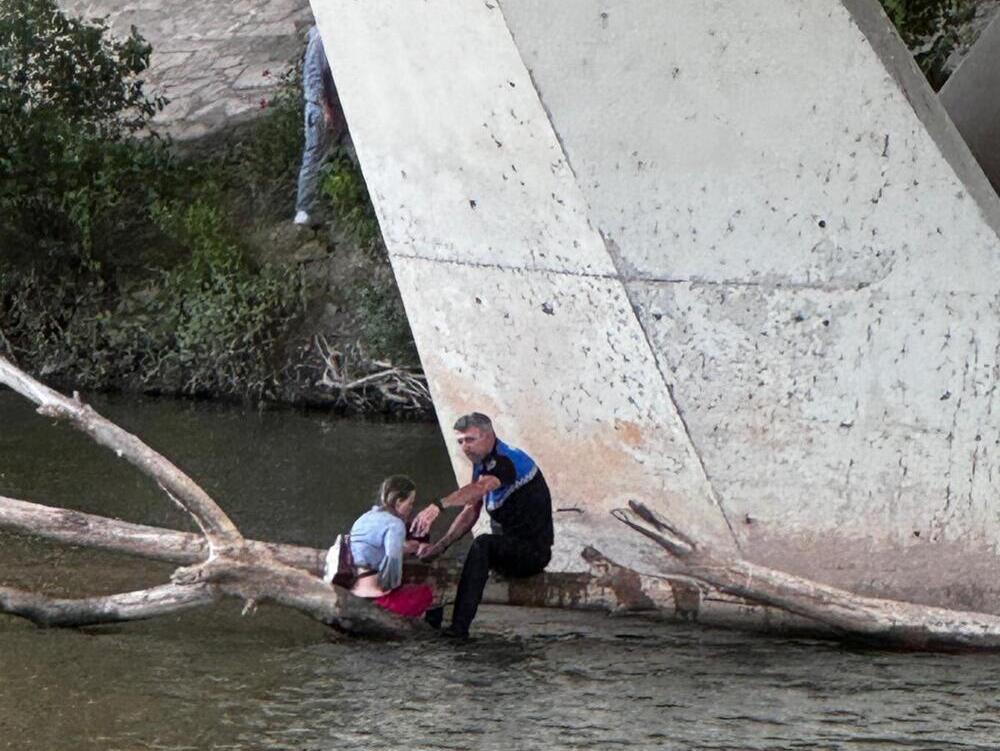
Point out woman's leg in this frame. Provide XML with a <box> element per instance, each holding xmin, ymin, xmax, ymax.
<box><xmin>374</xmin><ymin>584</ymin><xmax>434</xmax><ymax>618</ymax></box>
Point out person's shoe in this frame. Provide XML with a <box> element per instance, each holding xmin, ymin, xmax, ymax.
<box><xmin>424</xmin><ymin>606</ymin><xmax>444</xmax><ymax>630</ymax></box>
<box><xmin>293</xmin><ymin>210</ymin><xmax>311</xmax><ymax>226</ymax></box>
<box><xmin>440</xmin><ymin>623</ymin><xmax>469</xmax><ymax>640</ymax></box>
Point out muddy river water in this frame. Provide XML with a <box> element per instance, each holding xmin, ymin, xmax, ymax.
<box><xmin>1</xmin><ymin>392</ymin><xmax>998</xmax><ymax>750</ymax></box>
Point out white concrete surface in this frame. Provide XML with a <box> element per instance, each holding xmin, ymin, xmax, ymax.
<box><xmin>310</xmin><ymin>0</ymin><xmax>739</xmax><ymax>576</ymax></box>
<box><xmin>313</xmin><ymin>0</ymin><xmax>1000</xmax><ymax>611</ymax></box>
<box><xmin>497</xmin><ymin>0</ymin><xmax>1000</xmax><ymax>609</ymax></box>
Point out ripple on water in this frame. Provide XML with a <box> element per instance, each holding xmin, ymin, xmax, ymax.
<box><xmin>3</xmin><ymin>395</ymin><xmax>1000</xmax><ymax>750</ymax></box>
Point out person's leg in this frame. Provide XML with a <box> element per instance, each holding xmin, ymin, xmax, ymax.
<box><xmin>493</xmin><ymin>539</ymin><xmax>551</xmax><ymax>579</ymax></box>
<box><xmin>448</xmin><ymin>535</ymin><xmax>550</xmax><ymax>637</ymax></box>
<box><xmin>294</xmin><ymin>102</ymin><xmax>331</xmax><ymax>220</ymax></box>
<box><xmin>448</xmin><ymin>533</ymin><xmax>505</xmax><ymax>636</ymax></box>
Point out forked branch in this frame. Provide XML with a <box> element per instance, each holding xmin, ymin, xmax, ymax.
<box><xmin>0</xmin><ymin>357</ymin><xmax>425</xmax><ymax>638</ymax></box>
<box><xmin>614</xmin><ymin>500</ymin><xmax>1000</xmax><ymax>650</ymax></box>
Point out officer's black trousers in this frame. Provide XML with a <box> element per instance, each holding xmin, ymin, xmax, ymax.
<box><xmin>451</xmin><ymin>534</ymin><xmax>551</xmax><ymax>634</ymax></box>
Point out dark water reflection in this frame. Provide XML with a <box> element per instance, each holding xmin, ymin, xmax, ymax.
<box><xmin>2</xmin><ymin>393</ymin><xmax>999</xmax><ymax>750</ymax></box>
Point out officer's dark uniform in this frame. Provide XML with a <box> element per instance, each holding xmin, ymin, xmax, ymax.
<box><xmin>450</xmin><ymin>438</ymin><xmax>553</xmax><ymax>635</ymax></box>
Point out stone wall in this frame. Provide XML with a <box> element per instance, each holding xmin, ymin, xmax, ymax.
<box><xmin>57</xmin><ymin>0</ymin><xmax>312</xmax><ymax>140</ymax></box>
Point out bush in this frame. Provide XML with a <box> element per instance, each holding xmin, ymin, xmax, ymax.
<box><xmin>352</xmin><ymin>281</ymin><xmax>419</xmax><ymax>364</ymax></box>
<box><xmin>879</xmin><ymin>0</ymin><xmax>976</xmax><ymax>88</ymax></box>
<box><xmin>321</xmin><ymin>148</ymin><xmax>382</xmax><ymax>253</ymax></box>
<box><xmin>194</xmin><ymin>67</ymin><xmax>305</xmax><ymax>224</ymax></box>
<box><xmin>0</xmin><ymin>0</ymin><xmax>169</xmax><ymax>262</ymax></box>
<box><xmin>148</xmin><ymin>201</ymin><xmax>303</xmax><ymax>397</ymax></box>
<box><xmin>0</xmin><ymin>202</ymin><xmax>303</xmax><ymax>400</ymax></box>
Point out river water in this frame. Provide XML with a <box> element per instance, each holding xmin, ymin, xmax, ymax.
<box><xmin>1</xmin><ymin>392</ymin><xmax>999</xmax><ymax>750</ymax></box>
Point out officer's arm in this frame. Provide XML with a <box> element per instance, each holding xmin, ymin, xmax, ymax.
<box><xmin>410</xmin><ymin>474</ymin><xmax>501</xmax><ymax>538</ymax></box>
<box><xmin>418</xmin><ymin>499</ymin><xmax>482</xmax><ymax>560</ymax></box>
<box><xmin>440</xmin><ymin>475</ymin><xmax>500</xmax><ymax>508</ymax></box>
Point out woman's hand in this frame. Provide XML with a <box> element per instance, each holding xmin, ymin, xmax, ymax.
<box><xmin>410</xmin><ymin>504</ymin><xmax>440</xmax><ymax>538</ymax></box>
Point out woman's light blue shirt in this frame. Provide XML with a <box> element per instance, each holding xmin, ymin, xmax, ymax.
<box><xmin>349</xmin><ymin>506</ymin><xmax>405</xmax><ymax>591</ymax></box>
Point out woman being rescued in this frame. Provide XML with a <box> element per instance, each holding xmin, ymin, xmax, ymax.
<box><xmin>333</xmin><ymin>474</ymin><xmax>439</xmax><ymax>621</ymax></box>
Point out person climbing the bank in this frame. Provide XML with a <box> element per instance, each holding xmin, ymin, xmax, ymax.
<box><xmin>326</xmin><ymin>474</ymin><xmax>439</xmax><ymax>621</ymax></box>
<box><xmin>293</xmin><ymin>24</ymin><xmax>346</xmax><ymax>227</ymax></box>
<box><xmin>410</xmin><ymin>413</ymin><xmax>554</xmax><ymax>639</ymax></box>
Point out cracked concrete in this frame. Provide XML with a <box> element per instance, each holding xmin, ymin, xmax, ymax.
<box><xmin>315</xmin><ymin>0</ymin><xmax>1000</xmax><ymax>613</ymax></box>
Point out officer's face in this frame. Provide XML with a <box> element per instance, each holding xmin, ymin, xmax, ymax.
<box><xmin>455</xmin><ymin>427</ymin><xmax>493</xmax><ymax>463</ymax></box>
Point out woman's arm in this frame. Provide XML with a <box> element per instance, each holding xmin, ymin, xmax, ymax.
<box><xmin>377</xmin><ymin>520</ymin><xmax>406</xmax><ymax>591</ymax></box>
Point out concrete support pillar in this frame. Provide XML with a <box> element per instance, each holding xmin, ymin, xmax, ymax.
<box><xmin>311</xmin><ymin>0</ymin><xmax>1000</xmax><ymax>611</ymax></box>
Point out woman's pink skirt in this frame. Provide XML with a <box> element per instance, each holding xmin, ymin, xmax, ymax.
<box><xmin>374</xmin><ymin>584</ymin><xmax>434</xmax><ymax>618</ymax></box>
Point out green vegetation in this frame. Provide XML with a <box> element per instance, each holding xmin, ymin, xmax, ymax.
<box><xmin>321</xmin><ymin>149</ymin><xmax>417</xmax><ymax>364</ymax></box>
<box><xmin>0</xmin><ymin>200</ymin><xmax>300</xmax><ymax>398</ymax></box>
<box><xmin>0</xmin><ymin>0</ymin><xmax>418</xmax><ymax>405</ymax></box>
<box><xmin>879</xmin><ymin>0</ymin><xmax>977</xmax><ymax>89</ymax></box>
<box><xmin>322</xmin><ymin>149</ymin><xmax>383</xmax><ymax>253</ymax></box>
<box><xmin>0</xmin><ymin>0</ymin><xmax>169</xmax><ymax>263</ymax></box>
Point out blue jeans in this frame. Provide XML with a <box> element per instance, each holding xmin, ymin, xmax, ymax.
<box><xmin>295</xmin><ymin>101</ymin><xmax>331</xmax><ymax>215</ymax></box>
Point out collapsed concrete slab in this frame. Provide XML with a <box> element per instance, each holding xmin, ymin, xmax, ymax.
<box><xmin>940</xmin><ymin>13</ymin><xmax>1000</xmax><ymax>194</ymax></box>
<box><xmin>312</xmin><ymin>0</ymin><xmax>1000</xmax><ymax>613</ymax></box>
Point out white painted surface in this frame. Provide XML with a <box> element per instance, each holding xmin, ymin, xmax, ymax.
<box><xmin>310</xmin><ymin>0</ymin><xmax>738</xmax><ymax>575</ymax></box>
<box><xmin>313</xmin><ymin>0</ymin><xmax>1000</xmax><ymax>609</ymax></box>
<box><xmin>500</xmin><ymin>0</ymin><xmax>1000</xmax><ymax>607</ymax></box>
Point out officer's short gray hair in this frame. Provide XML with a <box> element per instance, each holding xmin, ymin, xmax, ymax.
<box><xmin>453</xmin><ymin>412</ymin><xmax>494</xmax><ymax>432</ymax></box>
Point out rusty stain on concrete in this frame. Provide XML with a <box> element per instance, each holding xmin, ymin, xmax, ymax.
<box><xmin>314</xmin><ymin>0</ymin><xmax>1000</xmax><ymax>621</ymax></box>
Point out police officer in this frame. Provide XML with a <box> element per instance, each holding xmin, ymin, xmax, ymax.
<box><xmin>411</xmin><ymin>413</ymin><xmax>553</xmax><ymax>638</ymax></box>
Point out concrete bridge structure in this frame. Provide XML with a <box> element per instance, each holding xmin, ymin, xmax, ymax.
<box><xmin>51</xmin><ymin>0</ymin><xmax>1000</xmax><ymax>619</ymax></box>
<box><xmin>311</xmin><ymin>0</ymin><xmax>1000</xmax><ymax>614</ymax></box>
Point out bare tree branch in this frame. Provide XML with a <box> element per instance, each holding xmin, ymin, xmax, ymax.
<box><xmin>0</xmin><ymin>583</ymin><xmax>219</xmax><ymax>627</ymax></box>
<box><xmin>0</xmin><ymin>495</ymin><xmax>323</xmax><ymax>573</ymax></box>
<box><xmin>0</xmin><ymin>358</ymin><xmax>426</xmax><ymax>638</ymax></box>
<box><xmin>615</xmin><ymin>500</ymin><xmax>1000</xmax><ymax>650</ymax></box>
<box><xmin>0</xmin><ymin>356</ymin><xmax>243</xmax><ymax>554</ymax></box>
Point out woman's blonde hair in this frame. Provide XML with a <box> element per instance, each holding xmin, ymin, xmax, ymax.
<box><xmin>378</xmin><ymin>474</ymin><xmax>416</xmax><ymax>510</ymax></box>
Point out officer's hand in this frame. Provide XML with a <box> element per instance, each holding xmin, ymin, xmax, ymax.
<box><xmin>417</xmin><ymin>541</ymin><xmax>444</xmax><ymax>561</ymax></box>
<box><xmin>410</xmin><ymin>505</ymin><xmax>440</xmax><ymax>538</ymax></box>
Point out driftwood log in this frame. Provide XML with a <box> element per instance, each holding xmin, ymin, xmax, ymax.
<box><xmin>0</xmin><ymin>494</ymin><xmax>686</xmax><ymax>618</ymax></box>
<box><xmin>614</xmin><ymin>500</ymin><xmax>1000</xmax><ymax>650</ymax></box>
<box><xmin>0</xmin><ymin>355</ymin><xmax>424</xmax><ymax>638</ymax></box>
<box><xmin>7</xmin><ymin>353</ymin><xmax>1000</xmax><ymax>649</ymax></box>
<box><xmin>0</xmin><ymin>356</ymin><xmax>678</xmax><ymax>634</ymax></box>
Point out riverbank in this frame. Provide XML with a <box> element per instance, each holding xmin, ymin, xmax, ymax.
<box><xmin>0</xmin><ymin>14</ymin><xmax>430</xmax><ymax>416</ymax></box>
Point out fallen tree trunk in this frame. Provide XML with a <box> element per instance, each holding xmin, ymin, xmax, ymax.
<box><xmin>0</xmin><ymin>495</ymin><xmax>324</xmax><ymax>573</ymax></box>
<box><xmin>11</xmin><ymin>355</ymin><xmax>996</xmax><ymax>648</ymax></box>
<box><xmin>0</xmin><ymin>495</ymin><xmax>689</xmax><ymax>615</ymax></box>
<box><xmin>0</xmin><ymin>583</ymin><xmax>219</xmax><ymax>628</ymax></box>
<box><xmin>0</xmin><ymin>355</ymin><xmax>424</xmax><ymax>638</ymax></box>
<box><xmin>614</xmin><ymin>500</ymin><xmax>1000</xmax><ymax>650</ymax></box>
